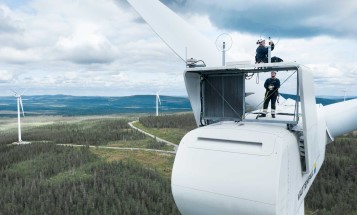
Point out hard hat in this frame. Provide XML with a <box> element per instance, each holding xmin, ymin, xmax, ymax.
<box><xmin>258</xmin><ymin>37</ymin><xmax>265</xmax><ymax>43</ymax></box>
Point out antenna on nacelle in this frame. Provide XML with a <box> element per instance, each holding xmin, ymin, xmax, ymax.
<box><xmin>260</xmin><ymin>27</ymin><xmax>281</xmax><ymax>46</ymax></box>
<box><xmin>215</xmin><ymin>33</ymin><xmax>232</xmax><ymax>66</ymax></box>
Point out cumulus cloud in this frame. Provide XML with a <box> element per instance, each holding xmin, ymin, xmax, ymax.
<box><xmin>0</xmin><ymin>47</ymin><xmax>41</xmax><ymax>63</ymax></box>
<box><xmin>55</xmin><ymin>22</ymin><xmax>119</xmax><ymax>64</ymax></box>
<box><xmin>0</xmin><ymin>0</ymin><xmax>355</xmax><ymax>97</ymax></box>
<box><xmin>162</xmin><ymin>0</ymin><xmax>357</xmax><ymax>39</ymax></box>
<box><xmin>0</xmin><ymin>70</ymin><xmax>13</xmax><ymax>83</ymax></box>
<box><xmin>0</xmin><ymin>5</ymin><xmax>20</xmax><ymax>33</ymax></box>
<box><xmin>0</xmin><ymin>0</ymin><xmax>186</xmax><ymax>95</ymax></box>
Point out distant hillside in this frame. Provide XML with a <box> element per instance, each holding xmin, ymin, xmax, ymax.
<box><xmin>1</xmin><ymin>94</ymin><xmax>353</xmax><ymax>117</ymax></box>
<box><xmin>0</xmin><ymin>95</ymin><xmax>191</xmax><ymax>117</ymax></box>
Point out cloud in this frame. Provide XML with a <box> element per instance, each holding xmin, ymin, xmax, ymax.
<box><xmin>64</xmin><ymin>71</ymin><xmax>77</xmax><ymax>80</ymax></box>
<box><xmin>162</xmin><ymin>0</ymin><xmax>357</xmax><ymax>39</ymax></box>
<box><xmin>55</xmin><ymin>23</ymin><xmax>119</xmax><ymax>64</ymax></box>
<box><xmin>0</xmin><ymin>5</ymin><xmax>20</xmax><ymax>33</ymax></box>
<box><xmin>0</xmin><ymin>70</ymin><xmax>13</xmax><ymax>82</ymax></box>
<box><xmin>0</xmin><ymin>0</ymin><xmax>355</xmax><ymax>97</ymax></box>
<box><xmin>308</xmin><ymin>63</ymin><xmax>357</xmax><ymax>95</ymax></box>
<box><xmin>0</xmin><ymin>47</ymin><xmax>41</xmax><ymax>63</ymax></box>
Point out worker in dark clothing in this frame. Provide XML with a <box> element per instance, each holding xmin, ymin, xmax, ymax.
<box><xmin>255</xmin><ymin>38</ymin><xmax>275</xmax><ymax>63</ymax></box>
<box><xmin>260</xmin><ymin>71</ymin><xmax>280</xmax><ymax>118</ymax></box>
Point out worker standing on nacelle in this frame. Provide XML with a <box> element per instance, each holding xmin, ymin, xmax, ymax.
<box><xmin>260</xmin><ymin>71</ymin><xmax>280</xmax><ymax>118</ymax></box>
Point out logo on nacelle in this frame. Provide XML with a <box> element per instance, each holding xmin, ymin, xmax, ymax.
<box><xmin>298</xmin><ymin>162</ymin><xmax>317</xmax><ymax>200</ymax></box>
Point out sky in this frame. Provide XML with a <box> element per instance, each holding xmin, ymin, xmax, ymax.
<box><xmin>0</xmin><ymin>0</ymin><xmax>356</xmax><ymax>97</ymax></box>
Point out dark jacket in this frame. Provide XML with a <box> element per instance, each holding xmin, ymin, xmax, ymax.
<box><xmin>255</xmin><ymin>43</ymin><xmax>275</xmax><ymax>63</ymax></box>
<box><xmin>264</xmin><ymin>77</ymin><xmax>280</xmax><ymax>95</ymax></box>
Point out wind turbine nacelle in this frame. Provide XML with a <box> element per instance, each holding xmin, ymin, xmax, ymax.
<box><xmin>172</xmin><ymin>122</ymin><xmax>317</xmax><ymax>215</ymax></box>
<box><xmin>173</xmin><ymin>63</ymin><xmax>329</xmax><ymax>215</ymax></box>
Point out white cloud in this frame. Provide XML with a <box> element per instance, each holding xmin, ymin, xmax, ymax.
<box><xmin>0</xmin><ymin>47</ymin><xmax>41</xmax><ymax>63</ymax></box>
<box><xmin>167</xmin><ymin>0</ymin><xmax>357</xmax><ymax>39</ymax></box>
<box><xmin>64</xmin><ymin>71</ymin><xmax>78</xmax><ymax>80</ymax></box>
<box><xmin>0</xmin><ymin>70</ymin><xmax>13</xmax><ymax>82</ymax></box>
<box><xmin>55</xmin><ymin>22</ymin><xmax>119</xmax><ymax>64</ymax></box>
<box><xmin>0</xmin><ymin>0</ymin><xmax>355</xmax><ymax>97</ymax></box>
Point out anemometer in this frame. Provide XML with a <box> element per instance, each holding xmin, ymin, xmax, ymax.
<box><xmin>215</xmin><ymin>33</ymin><xmax>233</xmax><ymax>66</ymax></box>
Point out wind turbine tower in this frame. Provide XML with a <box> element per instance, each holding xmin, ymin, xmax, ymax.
<box><xmin>11</xmin><ymin>90</ymin><xmax>30</xmax><ymax>145</ymax></box>
<box><xmin>156</xmin><ymin>90</ymin><xmax>161</xmax><ymax>116</ymax></box>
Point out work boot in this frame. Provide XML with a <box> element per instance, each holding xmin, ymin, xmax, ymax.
<box><xmin>259</xmin><ymin>113</ymin><xmax>266</xmax><ymax>118</ymax></box>
<box><xmin>272</xmin><ymin>114</ymin><xmax>276</xmax><ymax>118</ymax></box>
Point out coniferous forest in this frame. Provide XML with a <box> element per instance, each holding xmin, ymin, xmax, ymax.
<box><xmin>305</xmin><ymin>134</ymin><xmax>357</xmax><ymax>215</ymax></box>
<box><xmin>0</xmin><ymin>119</ymin><xmax>146</xmax><ymax>146</ymax></box>
<box><xmin>0</xmin><ymin>143</ymin><xmax>179</xmax><ymax>215</ymax></box>
<box><xmin>139</xmin><ymin>114</ymin><xmax>196</xmax><ymax>130</ymax></box>
<box><xmin>0</xmin><ymin>114</ymin><xmax>356</xmax><ymax>214</ymax></box>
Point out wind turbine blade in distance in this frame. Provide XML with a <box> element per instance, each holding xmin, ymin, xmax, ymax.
<box><xmin>20</xmin><ymin>97</ymin><xmax>25</xmax><ymax>117</ymax></box>
<box><xmin>20</xmin><ymin>88</ymin><xmax>28</xmax><ymax>95</ymax></box>
<box><xmin>10</xmin><ymin>89</ymin><xmax>17</xmax><ymax>96</ymax></box>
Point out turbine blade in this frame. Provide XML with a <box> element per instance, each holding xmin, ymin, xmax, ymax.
<box><xmin>324</xmin><ymin>98</ymin><xmax>357</xmax><ymax>138</ymax></box>
<box><xmin>20</xmin><ymin>97</ymin><xmax>25</xmax><ymax>117</ymax></box>
<box><xmin>10</xmin><ymin>89</ymin><xmax>17</xmax><ymax>96</ymax></box>
<box><xmin>20</xmin><ymin>88</ymin><xmax>28</xmax><ymax>95</ymax></box>
<box><xmin>158</xmin><ymin>95</ymin><xmax>161</xmax><ymax>105</ymax></box>
<box><xmin>127</xmin><ymin>0</ymin><xmax>228</xmax><ymax>66</ymax></box>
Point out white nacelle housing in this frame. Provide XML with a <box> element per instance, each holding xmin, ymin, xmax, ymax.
<box><xmin>172</xmin><ymin>122</ymin><xmax>302</xmax><ymax>215</ymax></box>
<box><xmin>172</xmin><ymin>63</ymin><xmax>328</xmax><ymax>215</ymax></box>
<box><xmin>183</xmin><ymin>63</ymin><xmax>321</xmax><ymax>173</ymax></box>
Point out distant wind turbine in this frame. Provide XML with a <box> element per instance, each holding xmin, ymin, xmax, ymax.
<box><xmin>156</xmin><ymin>90</ymin><xmax>161</xmax><ymax>116</ymax></box>
<box><xmin>11</xmin><ymin>90</ymin><xmax>30</xmax><ymax>144</ymax></box>
<box><xmin>343</xmin><ymin>88</ymin><xmax>347</xmax><ymax>101</ymax></box>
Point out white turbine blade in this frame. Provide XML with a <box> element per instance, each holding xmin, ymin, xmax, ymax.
<box><xmin>127</xmin><ymin>0</ymin><xmax>231</xmax><ymax>66</ymax></box>
<box><xmin>323</xmin><ymin>98</ymin><xmax>357</xmax><ymax>139</ymax></box>
<box><xmin>20</xmin><ymin>88</ymin><xmax>28</xmax><ymax>95</ymax></box>
<box><xmin>20</xmin><ymin>97</ymin><xmax>25</xmax><ymax>117</ymax></box>
<box><xmin>158</xmin><ymin>95</ymin><xmax>161</xmax><ymax>105</ymax></box>
<box><xmin>10</xmin><ymin>89</ymin><xmax>17</xmax><ymax>96</ymax></box>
